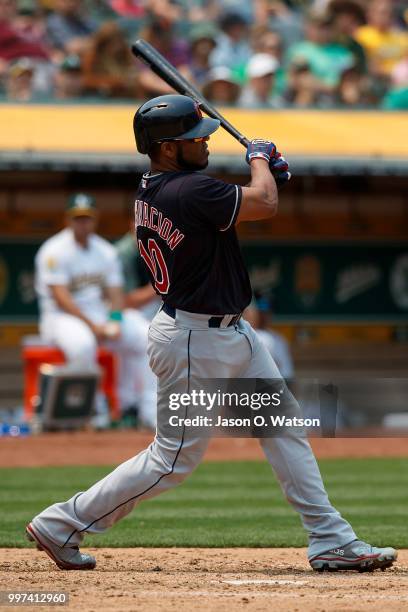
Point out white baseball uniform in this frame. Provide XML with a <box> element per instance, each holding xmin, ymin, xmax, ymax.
<box><xmin>35</xmin><ymin>228</ymin><xmax>156</xmax><ymax>427</ymax></box>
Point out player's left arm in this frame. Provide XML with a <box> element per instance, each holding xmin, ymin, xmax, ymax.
<box><xmin>122</xmin><ymin>249</ymin><xmax>157</xmax><ymax>308</ymax></box>
<box><xmin>125</xmin><ymin>284</ymin><xmax>157</xmax><ymax>309</ymax></box>
<box><xmin>103</xmin><ymin>249</ymin><xmax>126</xmax><ymax>337</ymax></box>
<box><xmin>239</xmin><ymin>158</ymin><xmax>278</xmax><ymax>223</ymax></box>
<box><xmin>102</xmin><ymin>285</ymin><xmax>125</xmax><ymax>340</ymax></box>
<box><xmin>105</xmin><ymin>286</ymin><xmax>125</xmax><ymax>311</ymax></box>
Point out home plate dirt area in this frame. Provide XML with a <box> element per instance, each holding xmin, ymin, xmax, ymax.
<box><xmin>2</xmin><ymin>548</ymin><xmax>408</xmax><ymax>612</ymax></box>
<box><xmin>2</xmin><ymin>433</ymin><xmax>408</xmax><ymax>611</ymax></box>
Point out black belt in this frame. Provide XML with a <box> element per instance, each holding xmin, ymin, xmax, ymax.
<box><xmin>162</xmin><ymin>303</ymin><xmax>241</xmax><ymax>328</ymax></box>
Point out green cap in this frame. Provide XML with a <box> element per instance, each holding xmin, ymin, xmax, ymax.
<box><xmin>66</xmin><ymin>193</ymin><xmax>97</xmax><ymax>217</ymax></box>
<box><xmin>189</xmin><ymin>22</ymin><xmax>218</xmax><ymax>44</ymax></box>
<box><xmin>17</xmin><ymin>0</ymin><xmax>36</xmax><ymax>15</ymax></box>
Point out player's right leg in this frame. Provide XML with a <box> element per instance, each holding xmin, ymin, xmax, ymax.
<box><xmin>40</xmin><ymin>313</ymin><xmax>97</xmax><ymax>365</ymax></box>
<box><xmin>239</xmin><ymin>318</ymin><xmax>397</xmax><ymax>572</ymax></box>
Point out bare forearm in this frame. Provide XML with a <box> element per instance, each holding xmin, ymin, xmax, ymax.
<box><xmin>125</xmin><ymin>285</ymin><xmax>156</xmax><ymax>309</ymax></box>
<box><xmin>237</xmin><ymin>140</ymin><xmax>281</xmax><ymax>223</ymax></box>
<box><xmin>106</xmin><ymin>286</ymin><xmax>124</xmax><ymax>312</ymax></box>
<box><xmin>50</xmin><ymin>286</ymin><xmax>93</xmax><ymax>328</ymax></box>
<box><xmin>249</xmin><ymin>159</ymin><xmax>278</xmax><ymax>212</ymax></box>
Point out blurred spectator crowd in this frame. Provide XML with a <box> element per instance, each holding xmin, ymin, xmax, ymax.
<box><xmin>0</xmin><ymin>0</ymin><xmax>407</xmax><ymax>108</ymax></box>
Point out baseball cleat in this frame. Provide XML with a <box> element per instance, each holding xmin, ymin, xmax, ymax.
<box><xmin>26</xmin><ymin>523</ymin><xmax>96</xmax><ymax>571</ymax></box>
<box><xmin>309</xmin><ymin>539</ymin><xmax>397</xmax><ymax>572</ymax></box>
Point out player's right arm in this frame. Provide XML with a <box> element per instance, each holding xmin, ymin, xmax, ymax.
<box><xmin>238</xmin><ymin>140</ymin><xmax>279</xmax><ymax>223</ymax></box>
<box><xmin>49</xmin><ymin>285</ymin><xmax>106</xmax><ymax>341</ymax></box>
<box><xmin>177</xmin><ymin>146</ymin><xmax>285</xmax><ymax>233</ymax></box>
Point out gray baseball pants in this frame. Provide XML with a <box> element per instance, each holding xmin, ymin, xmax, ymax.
<box><xmin>32</xmin><ymin>307</ymin><xmax>356</xmax><ymax>558</ymax></box>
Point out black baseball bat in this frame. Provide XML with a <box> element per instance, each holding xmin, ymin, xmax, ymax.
<box><xmin>131</xmin><ymin>39</ymin><xmax>250</xmax><ymax>149</ymax></box>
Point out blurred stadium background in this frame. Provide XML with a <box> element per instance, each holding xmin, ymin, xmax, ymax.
<box><xmin>0</xmin><ymin>0</ymin><xmax>407</xmax><ymax>429</ymax></box>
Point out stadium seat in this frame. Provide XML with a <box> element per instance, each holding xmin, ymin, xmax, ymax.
<box><xmin>21</xmin><ymin>336</ymin><xmax>120</xmax><ymax>420</ymax></box>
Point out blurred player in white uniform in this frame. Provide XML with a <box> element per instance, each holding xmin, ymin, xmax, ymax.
<box><xmin>34</xmin><ymin>193</ymin><xmax>156</xmax><ymax>429</ymax></box>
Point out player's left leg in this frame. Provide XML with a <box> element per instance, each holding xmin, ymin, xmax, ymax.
<box><xmin>110</xmin><ymin>309</ymin><xmax>157</xmax><ymax>428</ymax></box>
<box><xmin>238</xmin><ymin>318</ymin><xmax>397</xmax><ymax>571</ymax></box>
<box><xmin>28</xmin><ymin>431</ymin><xmax>208</xmax><ymax>549</ymax></box>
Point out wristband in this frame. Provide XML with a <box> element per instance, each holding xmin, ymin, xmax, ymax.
<box><xmin>109</xmin><ymin>310</ymin><xmax>123</xmax><ymax>322</ymax></box>
<box><xmin>245</xmin><ymin>139</ymin><xmax>276</xmax><ymax>166</ymax></box>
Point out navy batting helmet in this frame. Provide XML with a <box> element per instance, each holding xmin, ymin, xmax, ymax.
<box><xmin>133</xmin><ymin>94</ymin><xmax>220</xmax><ymax>154</ymax></box>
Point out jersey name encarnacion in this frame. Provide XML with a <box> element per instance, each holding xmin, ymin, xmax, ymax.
<box><xmin>135</xmin><ymin>199</ymin><xmax>185</xmax><ymax>251</ymax></box>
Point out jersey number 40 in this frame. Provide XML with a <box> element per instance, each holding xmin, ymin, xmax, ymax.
<box><xmin>138</xmin><ymin>238</ymin><xmax>170</xmax><ymax>294</ymax></box>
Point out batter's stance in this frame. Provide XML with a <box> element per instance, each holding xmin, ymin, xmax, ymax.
<box><xmin>26</xmin><ymin>95</ymin><xmax>397</xmax><ymax>572</ymax></box>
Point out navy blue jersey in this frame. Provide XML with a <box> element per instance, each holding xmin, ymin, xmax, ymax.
<box><xmin>135</xmin><ymin>170</ymin><xmax>252</xmax><ymax>315</ymax></box>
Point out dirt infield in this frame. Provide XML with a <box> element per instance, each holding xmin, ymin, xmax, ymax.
<box><xmin>2</xmin><ymin>432</ymin><xmax>407</xmax><ymax>611</ymax></box>
<box><xmin>1</xmin><ymin>430</ymin><xmax>408</xmax><ymax>467</ymax></box>
<box><xmin>2</xmin><ymin>547</ymin><xmax>407</xmax><ymax>612</ymax></box>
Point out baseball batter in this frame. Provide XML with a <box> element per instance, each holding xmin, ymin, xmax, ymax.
<box><xmin>34</xmin><ymin>193</ymin><xmax>156</xmax><ymax>428</ymax></box>
<box><xmin>27</xmin><ymin>95</ymin><xmax>397</xmax><ymax>573</ymax></box>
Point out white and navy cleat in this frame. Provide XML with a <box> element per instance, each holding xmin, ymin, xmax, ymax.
<box><xmin>309</xmin><ymin>539</ymin><xmax>397</xmax><ymax>572</ymax></box>
<box><xmin>26</xmin><ymin>523</ymin><xmax>96</xmax><ymax>570</ymax></box>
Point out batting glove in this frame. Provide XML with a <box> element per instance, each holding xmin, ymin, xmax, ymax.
<box><xmin>246</xmin><ymin>139</ymin><xmax>276</xmax><ymax>165</ymax></box>
<box><xmin>269</xmin><ymin>151</ymin><xmax>291</xmax><ymax>189</ymax></box>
